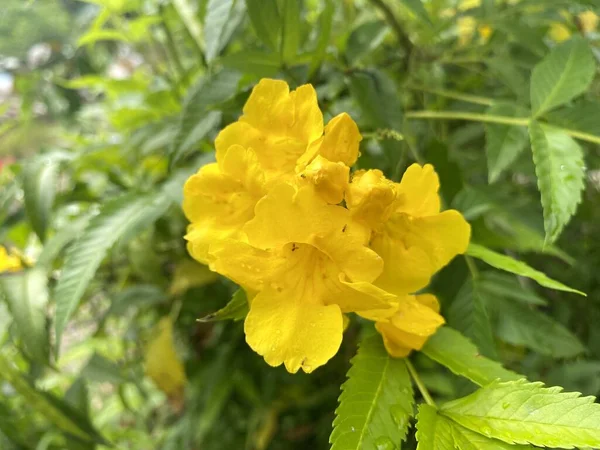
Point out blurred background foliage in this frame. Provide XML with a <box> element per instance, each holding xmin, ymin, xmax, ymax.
<box><xmin>1</xmin><ymin>0</ymin><xmax>600</xmax><ymax>448</ymax></box>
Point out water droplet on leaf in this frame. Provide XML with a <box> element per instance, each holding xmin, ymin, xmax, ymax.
<box><xmin>374</xmin><ymin>436</ymin><xmax>396</xmax><ymax>450</ymax></box>
<box><xmin>502</xmin><ymin>402</ymin><xmax>510</xmax><ymax>409</ymax></box>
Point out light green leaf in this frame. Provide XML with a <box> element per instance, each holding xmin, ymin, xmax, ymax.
<box><xmin>422</xmin><ymin>327</ymin><xmax>521</xmax><ymax>387</ymax></box>
<box><xmin>204</xmin><ymin>0</ymin><xmax>245</xmax><ymax>63</ymax></box>
<box><xmin>54</xmin><ymin>192</ymin><xmax>172</xmax><ymax>350</ymax></box>
<box><xmin>280</xmin><ymin>0</ymin><xmax>301</xmax><ymax>63</ymax></box>
<box><xmin>477</xmin><ymin>272</ymin><xmax>547</xmax><ymax>306</ymax></box>
<box><xmin>485</xmin><ymin>104</ymin><xmax>529</xmax><ymax>183</ymax></box>
<box><xmin>77</xmin><ymin>29</ymin><xmax>129</xmax><ymax>47</ymax></box>
<box><xmin>23</xmin><ymin>158</ymin><xmax>58</xmax><ymax>242</ymax></box>
<box><xmin>330</xmin><ymin>332</ymin><xmax>414</xmax><ymax>450</ymax></box>
<box><xmin>0</xmin><ymin>269</ymin><xmax>49</xmax><ymax>364</ymax></box>
<box><xmin>0</xmin><ymin>353</ymin><xmax>106</xmax><ymax>444</ymax></box>
<box><xmin>220</xmin><ymin>50</ymin><xmax>281</xmax><ymax>77</ymax></box>
<box><xmin>447</xmin><ymin>278</ymin><xmax>497</xmax><ymax>359</ymax></box>
<box><xmin>546</xmin><ymin>100</ymin><xmax>600</xmax><ymax>138</ymax></box>
<box><xmin>172</xmin><ymin>0</ymin><xmax>205</xmax><ymax>53</ymax></box>
<box><xmin>449</xmin><ymin>416</ymin><xmax>534</xmax><ymax>450</ymax></box>
<box><xmin>492</xmin><ymin>297</ymin><xmax>585</xmax><ymax>358</ymax></box>
<box><xmin>81</xmin><ymin>353</ymin><xmax>127</xmax><ymax>384</ymax></box>
<box><xmin>529</xmin><ymin>122</ymin><xmax>585</xmax><ymax>245</ymax></box>
<box><xmin>37</xmin><ymin>215</ymin><xmax>91</xmax><ymax>268</ymax></box>
<box><xmin>245</xmin><ymin>0</ymin><xmax>281</xmax><ymax>50</ymax></box>
<box><xmin>415</xmin><ymin>405</ymin><xmax>454</xmax><ymax>450</ymax></box>
<box><xmin>198</xmin><ymin>289</ymin><xmax>249</xmax><ymax>322</ymax></box>
<box><xmin>170</xmin><ymin>70</ymin><xmax>240</xmax><ymax>167</ymax></box>
<box><xmin>441</xmin><ymin>379</ymin><xmax>600</xmax><ymax>448</ymax></box>
<box><xmin>179</xmin><ymin>110</ymin><xmax>222</xmax><ymax>156</ymax></box>
<box><xmin>401</xmin><ymin>0</ymin><xmax>432</xmax><ymax>25</ymax></box>
<box><xmin>467</xmin><ymin>243</ymin><xmax>584</xmax><ymax>295</ymax></box>
<box><xmin>530</xmin><ymin>36</ymin><xmax>595</xmax><ymax>117</ymax></box>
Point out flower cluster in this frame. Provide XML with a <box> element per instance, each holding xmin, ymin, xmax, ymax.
<box><xmin>183</xmin><ymin>79</ymin><xmax>471</xmax><ymax>373</ymax></box>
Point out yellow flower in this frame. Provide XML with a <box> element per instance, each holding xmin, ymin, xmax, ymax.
<box><xmin>0</xmin><ymin>246</ymin><xmax>22</xmax><ymax>273</ymax></box>
<box><xmin>208</xmin><ymin>183</ymin><xmax>396</xmax><ymax>373</ymax></box>
<box><xmin>549</xmin><ymin>22</ymin><xmax>572</xmax><ymax>42</ymax></box>
<box><xmin>458</xmin><ymin>16</ymin><xmax>477</xmax><ymax>46</ymax></box>
<box><xmin>145</xmin><ymin>317</ymin><xmax>187</xmax><ymax>399</ymax></box>
<box><xmin>348</xmin><ymin>164</ymin><xmax>471</xmax><ymax>296</ymax></box>
<box><xmin>579</xmin><ymin>11</ymin><xmax>599</xmax><ymax>34</ymax></box>
<box><xmin>375</xmin><ymin>294</ymin><xmax>445</xmax><ymax>357</ymax></box>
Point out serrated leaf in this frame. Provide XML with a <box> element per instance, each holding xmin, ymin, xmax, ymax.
<box><xmin>23</xmin><ymin>159</ymin><xmax>58</xmax><ymax>242</ymax></box>
<box><xmin>530</xmin><ymin>36</ymin><xmax>596</xmax><ymax>117</ymax></box>
<box><xmin>477</xmin><ymin>272</ymin><xmax>547</xmax><ymax>306</ymax></box>
<box><xmin>449</xmin><ymin>415</ymin><xmax>534</xmax><ymax>450</ymax></box>
<box><xmin>346</xmin><ymin>20</ymin><xmax>390</xmax><ymax>64</ymax></box>
<box><xmin>204</xmin><ymin>0</ymin><xmax>245</xmax><ymax>63</ymax></box>
<box><xmin>330</xmin><ymin>332</ymin><xmax>414</xmax><ymax>450</ymax></box>
<box><xmin>54</xmin><ymin>192</ymin><xmax>172</xmax><ymax>350</ymax></box>
<box><xmin>492</xmin><ymin>297</ymin><xmax>585</xmax><ymax>358</ymax></box>
<box><xmin>245</xmin><ymin>0</ymin><xmax>281</xmax><ymax>50</ymax></box>
<box><xmin>402</xmin><ymin>0</ymin><xmax>432</xmax><ymax>25</ymax></box>
<box><xmin>546</xmin><ymin>100</ymin><xmax>600</xmax><ymax>138</ymax></box>
<box><xmin>485</xmin><ymin>104</ymin><xmax>529</xmax><ymax>183</ymax></box>
<box><xmin>529</xmin><ymin>122</ymin><xmax>585</xmax><ymax>245</ymax></box>
<box><xmin>415</xmin><ymin>405</ymin><xmax>454</xmax><ymax>450</ymax></box>
<box><xmin>447</xmin><ymin>278</ymin><xmax>497</xmax><ymax>359</ymax></box>
<box><xmin>170</xmin><ymin>70</ymin><xmax>240</xmax><ymax>167</ymax></box>
<box><xmin>280</xmin><ymin>0</ymin><xmax>301</xmax><ymax>63</ymax></box>
<box><xmin>37</xmin><ymin>215</ymin><xmax>91</xmax><ymax>268</ymax></box>
<box><xmin>441</xmin><ymin>379</ymin><xmax>600</xmax><ymax>448</ymax></box>
<box><xmin>198</xmin><ymin>288</ymin><xmax>248</xmax><ymax>322</ymax></box>
<box><xmin>0</xmin><ymin>269</ymin><xmax>49</xmax><ymax>364</ymax></box>
<box><xmin>0</xmin><ymin>353</ymin><xmax>107</xmax><ymax>444</ymax></box>
<box><xmin>422</xmin><ymin>327</ymin><xmax>521</xmax><ymax>387</ymax></box>
<box><xmin>467</xmin><ymin>243</ymin><xmax>584</xmax><ymax>295</ymax></box>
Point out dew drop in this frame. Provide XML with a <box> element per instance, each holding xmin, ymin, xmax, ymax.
<box><xmin>390</xmin><ymin>406</ymin><xmax>408</xmax><ymax>429</ymax></box>
<box><xmin>374</xmin><ymin>436</ymin><xmax>396</xmax><ymax>450</ymax></box>
<box><xmin>560</xmin><ymin>164</ymin><xmax>566</xmax><ymax>170</ymax></box>
<box><xmin>351</xmin><ymin>426</ymin><xmax>356</xmax><ymax>432</ymax></box>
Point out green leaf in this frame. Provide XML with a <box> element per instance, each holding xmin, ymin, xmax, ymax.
<box><xmin>466</xmin><ymin>243</ymin><xmax>584</xmax><ymax>295</ymax></box>
<box><xmin>0</xmin><ymin>269</ymin><xmax>49</xmax><ymax>364</ymax></box>
<box><xmin>198</xmin><ymin>289</ymin><xmax>249</xmax><ymax>322</ymax></box>
<box><xmin>546</xmin><ymin>361</ymin><xmax>600</xmax><ymax>396</ymax></box>
<box><xmin>220</xmin><ymin>50</ymin><xmax>281</xmax><ymax>77</ymax></box>
<box><xmin>245</xmin><ymin>0</ymin><xmax>281</xmax><ymax>50</ymax></box>
<box><xmin>179</xmin><ymin>110</ymin><xmax>222</xmax><ymax>156</ymax></box>
<box><xmin>23</xmin><ymin>158</ymin><xmax>58</xmax><ymax>242</ymax></box>
<box><xmin>529</xmin><ymin>121</ymin><xmax>585</xmax><ymax>245</ymax></box>
<box><xmin>0</xmin><ymin>353</ymin><xmax>106</xmax><ymax>444</ymax></box>
<box><xmin>492</xmin><ymin>297</ymin><xmax>585</xmax><ymax>358</ymax></box>
<box><xmin>477</xmin><ymin>272</ymin><xmax>547</xmax><ymax>306</ymax></box>
<box><xmin>170</xmin><ymin>70</ymin><xmax>240</xmax><ymax>167</ymax></box>
<box><xmin>348</xmin><ymin>69</ymin><xmax>403</xmax><ymax>131</ymax></box>
<box><xmin>37</xmin><ymin>215</ymin><xmax>91</xmax><ymax>268</ymax></box>
<box><xmin>81</xmin><ymin>353</ymin><xmax>127</xmax><ymax>384</ymax></box>
<box><xmin>346</xmin><ymin>20</ymin><xmax>390</xmax><ymax>64</ymax></box>
<box><xmin>485</xmin><ymin>104</ymin><xmax>529</xmax><ymax>183</ymax></box>
<box><xmin>450</xmin><ymin>415</ymin><xmax>533</xmax><ymax>450</ymax></box>
<box><xmin>77</xmin><ymin>29</ymin><xmax>129</xmax><ymax>47</ymax></box>
<box><xmin>447</xmin><ymin>278</ymin><xmax>497</xmax><ymax>359</ymax></box>
<box><xmin>415</xmin><ymin>404</ymin><xmax>454</xmax><ymax>450</ymax></box>
<box><xmin>401</xmin><ymin>0</ymin><xmax>432</xmax><ymax>25</ymax></box>
<box><xmin>530</xmin><ymin>36</ymin><xmax>595</xmax><ymax>117</ymax></box>
<box><xmin>308</xmin><ymin>0</ymin><xmax>334</xmax><ymax>77</ymax></box>
<box><xmin>54</xmin><ymin>192</ymin><xmax>172</xmax><ymax>350</ymax></box>
<box><xmin>330</xmin><ymin>332</ymin><xmax>414</xmax><ymax>450</ymax></box>
<box><xmin>546</xmin><ymin>100</ymin><xmax>600</xmax><ymax>138</ymax></box>
<box><xmin>422</xmin><ymin>327</ymin><xmax>521</xmax><ymax>387</ymax></box>
<box><xmin>441</xmin><ymin>379</ymin><xmax>600</xmax><ymax>448</ymax></box>
<box><xmin>204</xmin><ymin>0</ymin><xmax>245</xmax><ymax>63</ymax></box>
<box><xmin>107</xmin><ymin>285</ymin><xmax>166</xmax><ymax>317</ymax></box>
<box><xmin>280</xmin><ymin>0</ymin><xmax>301</xmax><ymax>63</ymax></box>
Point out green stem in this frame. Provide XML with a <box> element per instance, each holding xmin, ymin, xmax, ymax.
<box><xmin>405</xmin><ymin>359</ymin><xmax>436</xmax><ymax>407</ymax></box>
<box><xmin>405</xmin><ymin>84</ymin><xmax>495</xmax><ymax>106</ymax></box>
<box><xmin>465</xmin><ymin>255</ymin><xmax>479</xmax><ymax>280</ymax></box>
<box><xmin>368</xmin><ymin>0</ymin><xmax>413</xmax><ymax>57</ymax></box>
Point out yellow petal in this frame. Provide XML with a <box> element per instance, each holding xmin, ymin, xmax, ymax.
<box><xmin>244</xmin><ymin>183</ymin><xmax>383</xmax><ymax>283</ymax></box>
<box><xmin>415</xmin><ymin>293</ymin><xmax>440</xmax><ymax>313</ymax></box>
<box><xmin>245</xmin><ymin>288</ymin><xmax>343</xmax><ymax>373</ymax></box>
<box><xmin>372</xmin><ymin>211</ymin><xmax>471</xmax><ymax>294</ymax></box>
<box><xmin>183</xmin><ymin>146</ymin><xmax>265</xmax><ymax>263</ymax></box>
<box><xmin>549</xmin><ymin>22</ymin><xmax>571</xmax><ymax>42</ymax></box>
<box><xmin>394</xmin><ymin>164</ymin><xmax>440</xmax><ymax>217</ymax></box>
<box><xmin>0</xmin><ymin>246</ymin><xmax>22</xmax><ymax>273</ymax></box>
<box><xmin>346</xmin><ymin>169</ymin><xmax>396</xmax><ymax>229</ymax></box>
<box><xmin>299</xmin><ymin>155</ymin><xmax>349</xmax><ymax>204</ymax></box>
<box><xmin>375</xmin><ymin>294</ymin><xmax>444</xmax><ymax>357</ymax></box>
<box><xmin>579</xmin><ymin>11</ymin><xmax>599</xmax><ymax>33</ymax></box>
<box><xmin>145</xmin><ymin>317</ymin><xmax>187</xmax><ymax>397</ymax></box>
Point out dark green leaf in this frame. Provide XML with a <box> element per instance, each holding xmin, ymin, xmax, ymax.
<box><xmin>220</xmin><ymin>50</ymin><xmax>281</xmax><ymax>77</ymax></box>
<box><xmin>401</xmin><ymin>0</ymin><xmax>432</xmax><ymax>25</ymax></box>
<box><xmin>245</xmin><ymin>0</ymin><xmax>281</xmax><ymax>50</ymax></box>
<box><xmin>529</xmin><ymin>122</ymin><xmax>585</xmax><ymax>244</ymax></box>
<box><xmin>81</xmin><ymin>353</ymin><xmax>127</xmax><ymax>384</ymax></box>
<box><xmin>346</xmin><ymin>20</ymin><xmax>390</xmax><ymax>64</ymax></box>
<box><xmin>330</xmin><ymin>331</ymin><xmax>414</xmax><ymax>450</ymax></box>
<box><xmin>280</xmin><ymin>0</ymin><xmax>301</xmax><ymax>64</ymax></box>
<box><xmin>477</xmin><ymin>272</ymin><xmax>547</xmax><ymax>306</ymax></box>
<box><xmin>422</xmin><ymin>327</ymin><xmax>521</xmax><ymax>387</ymax></box>
<box><xmin>198</xmin><ymin>289</ymin><xmax>248</xmax><ymax>322</ymax></box>
<box><xmin>545</xmin><ymin>100</ymin><xmax>600</xmax><ymax>138</ymax></box>
<box><xmin>415</xmin><ymin>404</ymin><xmax>454</xmax><ymax>450</ymax></box>
<box><xmin>308</xmin><ymin>0</ymin><xmax>334</xmax><ymax>77</ymax></box>
<box><xmin>204</xmin><ymin>0</ymin><xmax>245</xmax><ymax>63</ymax></box>
<box><xmin>23</xmin><ymin>158</ymin><xmax>58</xmax><ymax>242</ymax></box>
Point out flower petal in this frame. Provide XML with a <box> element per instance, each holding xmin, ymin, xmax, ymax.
<box><xmin>372</xmin><ymin>210</ymin><xmax>471</xmax><ymax>294</ymax></box>
<box><xmin>245</xmin><ymin>288</ymin><xmax>343</xmax><ymax>373</ymax></box>
<box><xmin>394</xmin><ymin>164</ymin><xmax>441</xmax><ymax>217</ymax></box>
<box><xmin>346</xmin><ymin>169</ymin><xmax>397</xmax><ymax>229</ymax></box>
<box><xmin>299</xmin><ymin>155</ymin><xmax>349</xmax><ymax>204</ymax></box>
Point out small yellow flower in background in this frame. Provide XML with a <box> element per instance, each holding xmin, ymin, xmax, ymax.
<box><xmin>0</xmin><ymin>246</ymin><xmax>22</xmax><ymax>273</ymax></box>
<box><xmin>549</xmin><ymin>22</ymin><xmax>572</xmax><ymax>42</ymax></box>
<box><xmin>145</xmin><ymin>317</ymin><xmax>187</xmax><ymax>400</ymax></box>
<box><xmin>579</xmin><ymin>11</ymin><xmax>599</xmax><ymax>34</ymax></box>
<box><xmin>183</xmin><ymin>78</ymin><xmax>471</xmax><ymax>372</ymax></box>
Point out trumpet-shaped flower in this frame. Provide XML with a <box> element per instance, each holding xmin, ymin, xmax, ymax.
<box><xmin>0</xmin><ymin>246</ymin><xmax>21</xmax><ymax>273</ymax></box>
<box><xmin>348</xmin><ymin>164</ymin><xmax>471</xmax><ymax>295</ymax></box>
<box><xmin>375</xmin><ymin>294</ymin><xmax>445</xmax><ymax>357</ymax></box>
<box><xmin>208</xmin><ymin>183</ymin><xmax>396</xmax><ymax>373</ymax></box>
